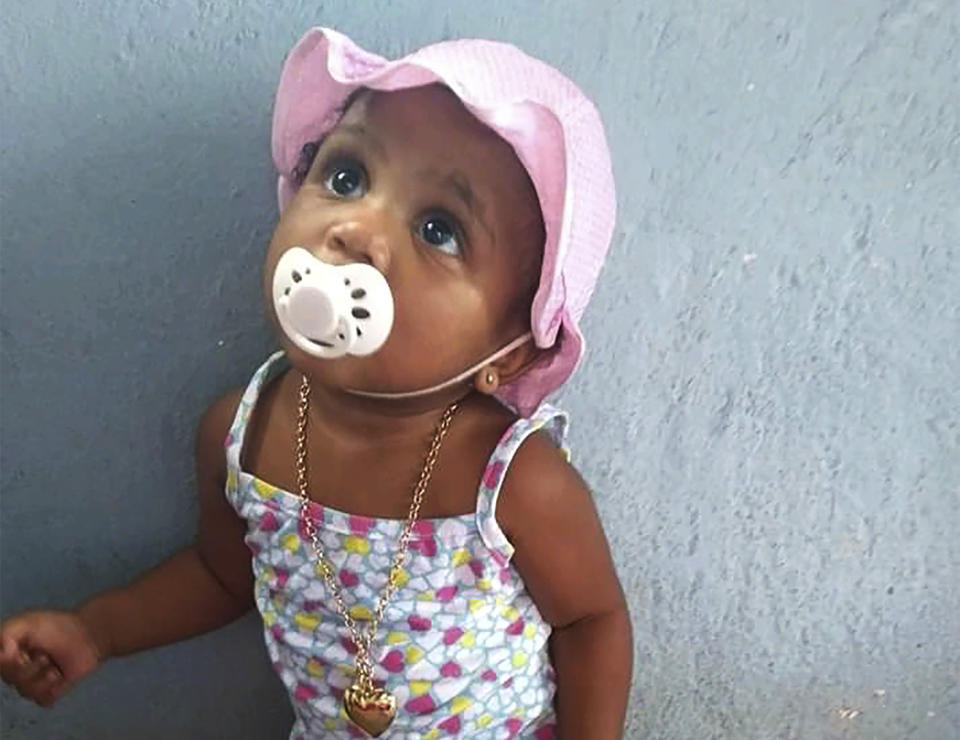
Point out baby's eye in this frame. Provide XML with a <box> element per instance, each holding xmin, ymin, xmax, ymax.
<box><xmin>417</xmin><ymin>213</ymin><xmax>462</xmax><ymax>256</ymax></box>
<box><xmin>323</xmin><ymin>159</ymin><xmax>367</xmax><ymax>198</ymax></box>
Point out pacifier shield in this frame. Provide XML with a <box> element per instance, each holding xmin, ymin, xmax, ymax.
<box><xmin>272</xmin><ymin>247</ymin><xmax>393</xmax><ymax>359</ymax></box>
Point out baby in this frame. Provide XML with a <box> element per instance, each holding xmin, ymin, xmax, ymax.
<box><xmin>1</xmin><ymin>27</ymin><xmax>631</xmax><ymax>739</ymax></box>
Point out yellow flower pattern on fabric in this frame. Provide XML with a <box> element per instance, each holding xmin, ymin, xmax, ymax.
<box><xmin>343</xmin><ymin>535</ymin><xmax>370</xmax><ymax>555</ymax></box>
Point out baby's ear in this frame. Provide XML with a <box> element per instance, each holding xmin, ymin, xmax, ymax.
<box><xmin>477</xmin><ymin>340</ymin><xmax>545</xmax><ymax>393</ymax></box>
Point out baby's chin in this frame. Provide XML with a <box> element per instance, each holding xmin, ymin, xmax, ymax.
<box><xmin>278</xmin><ymin>336</ymin><xmax>444</xmax><ymax>396</ymax></box>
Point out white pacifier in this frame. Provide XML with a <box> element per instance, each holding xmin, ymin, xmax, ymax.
<box><xmin>272</xmin><ymin>247</ymin><xmax>394</xmax><ymax>358</ymax></box>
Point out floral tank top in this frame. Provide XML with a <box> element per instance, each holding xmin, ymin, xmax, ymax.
<box><xmin>224</xmin><ymin>352</ymin><xmax>569</xmax><ymax>739</ymax></box>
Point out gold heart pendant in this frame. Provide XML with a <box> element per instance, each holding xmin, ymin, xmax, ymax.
<box><xmin>344</xmin><ymin>683</ymin><xmax>397</xmax><ymax>737</ymax></box>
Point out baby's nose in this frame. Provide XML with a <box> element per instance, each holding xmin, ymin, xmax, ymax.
<box><xmin>323</xmin><ymin>220</ymin><xmax>391</xmax><ymax>274</ymax></box>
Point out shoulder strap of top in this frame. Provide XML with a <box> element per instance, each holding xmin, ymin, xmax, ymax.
<box><xmin>224</xmin><ymin>351</ymin><xmax>287</xmax><ymax>506</ymax></box>
<box><xmin>475</xmin><ymin>402</ymin><xmax>570</xmax><ymax>565</ymax></box>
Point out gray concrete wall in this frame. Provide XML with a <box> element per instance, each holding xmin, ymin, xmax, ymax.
<box><xmin>1</xmin><ymin>1</ymin><xmax>957</xmax><ymax>738</ymax></box>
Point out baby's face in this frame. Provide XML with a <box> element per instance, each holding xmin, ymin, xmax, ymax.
<box><xmin>263</xmin><ymin>84</ymin><xmax>544</xmax><ymax>395</ymax></box>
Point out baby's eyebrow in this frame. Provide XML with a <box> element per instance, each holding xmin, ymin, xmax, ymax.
<box><xmin>331</xmin><ymin>123</ymin><xmax>388</xmax><ymax>160</ymax></box>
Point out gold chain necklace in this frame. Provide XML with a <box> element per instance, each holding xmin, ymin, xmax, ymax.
<box><xmin>295</xmin><ymin>375</ymin><xmax>459</xmax><ymax>737</ymax></box>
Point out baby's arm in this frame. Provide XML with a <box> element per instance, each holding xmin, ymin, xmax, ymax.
<box><xmin>0</xmin><ymin>391</ymin><xmax>253</xmax><ymax>705</ymax></box>
<box><xmin>499</xmin><ymin>434</ymin><xmax>632</xmax><ymax>740</ymax></box>
<box><xmin>77</xmin><ymin>391</ymin><xmax>253</xmax><ymax>657</ymax></box>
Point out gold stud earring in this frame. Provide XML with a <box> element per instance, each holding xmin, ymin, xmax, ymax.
<box><xmin>475</xmin><ymin>367</ymin><xmax>499</xmax><ymax>394</ymax></box>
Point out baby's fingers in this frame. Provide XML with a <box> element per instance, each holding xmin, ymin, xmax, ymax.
<box><xmin>0</xmin><ymin>634</ymin><xmax>19</xmax><ymax>664</ymax></box>
<box><xmin>0</xmin><ymin>646</ymin><xmax>33</xmax><ymax>685</ymax></box>
<box><xmin>23</xmin><ymin>651</ymin><xmax>56</xmax><ymax>681</ymax></box>
<box><xmin>0</xmin><ymin>652</ymin><xmax>24</xmax><ymax>684</ymax></box>
<box><xmin>0</xmin><ymin>632</ymin><xmax>24</xmax><ymax>675</ymax></box>
<box><xmin>0</xmin><ymin>620</ymin><xmax>34</xmax><ymax>681</ymax></box>
<box><xmin>3</xmin><ymin>650</ymin><xmax>47</xmax><ymax>687</ymax></box>
<box><xmin>23</xmin><ymin>663</ymin><xmax>65</xmax><ymax>707</ymax></box>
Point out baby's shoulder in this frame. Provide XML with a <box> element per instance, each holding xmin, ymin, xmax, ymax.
<box><xmin>493</xmin><ymin>415</ymin><xmax>590</xmax><ymax>542</ymax></box>
<box><xmin>194</xmin><ymin>369</ymin><xmax>294</xmax><ymax>476</ymax></box>
<box><xmin>193</xmin><ymin>387</ymin><xmax>245</xmax><ymax>486</ymax></box>
<box><xmin>198</xmin><ymin>387</ymin><xmax>245</xmax><ymax>436</ymax></box>
<box><xmin>194</xmin><ymin>366</ymin><xmax>289</xmax><ymax>455</ymax></box>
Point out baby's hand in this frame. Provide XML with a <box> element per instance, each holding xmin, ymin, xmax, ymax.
<box><xmin>0</xmin><ymin>610</ymin><xmax>102</xmax><ymax>707</ymax></box>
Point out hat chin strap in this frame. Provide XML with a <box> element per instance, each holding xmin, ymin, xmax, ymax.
<box><xmin>344</xmin><ymin>333</ymin><xmax>533</xmax><ymax>400</ymax></box>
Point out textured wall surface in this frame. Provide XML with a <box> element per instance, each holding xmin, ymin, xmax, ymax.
<box><xmin>1</xmin><ymin>1</ymin><xmax>957</xmax><ymax>738</ymax></box>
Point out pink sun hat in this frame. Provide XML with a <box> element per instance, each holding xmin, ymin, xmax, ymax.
<box><xmin>271</xmin><ymin>27</ymin><xmax>617</xmax><ymax>416</ymax></box>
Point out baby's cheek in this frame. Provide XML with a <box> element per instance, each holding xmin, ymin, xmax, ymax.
<box><xmin>400</xmin><ymin>285</ymin><xmax>491</xmax><ymax>348</ymax></box>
